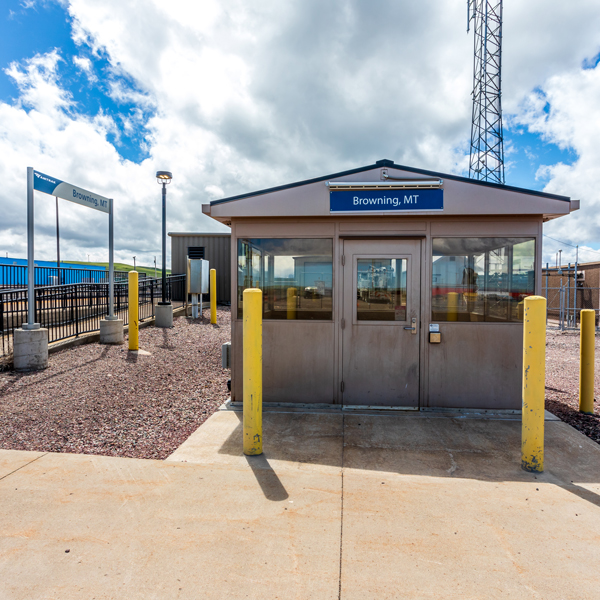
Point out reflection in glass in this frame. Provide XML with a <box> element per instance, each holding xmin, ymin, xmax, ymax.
<box><xmin>431</xmin><ymin>238</ymin><xmax>535</xmax><ymax>322</ymax></box>
<box><xmin>357</xmin><ymin>259</ymin><xmax>407</xmax><ymax>321</ymax></box>
<box><xmin>238</xmin><ymin>238</ymin><xmax>333</xmax><ymax>320</ymax></box>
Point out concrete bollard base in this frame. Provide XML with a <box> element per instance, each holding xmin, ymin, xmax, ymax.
<box><xmin>155</xmin><ymin>303</ymin><xmax>173</xmax><ymax>328</ymax></box>
<box><xmin>14</xmin><ymin>327</ymin><xmax>49</xmax><ymax>372</ymax></box>
<box><xmin>99</xmin><ymin>319</ymin><xmax>124</xmax><ymax>344</ymax></box>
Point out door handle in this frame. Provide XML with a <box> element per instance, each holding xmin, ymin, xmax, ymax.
<box><xmin>404</xmin><ymin>317</ymin><xmax>417</xmax><ymax>334</ymax></box>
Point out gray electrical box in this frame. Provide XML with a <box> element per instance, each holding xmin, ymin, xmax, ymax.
<box><xmin>222</xmin><ymin>342</ymin><xmax>231</xmax><ymax>369</ymax></box>
<box><xmin>188</xmin><ymin>259</ymin><xmax>209</xmax><ymax>294</ymax></box>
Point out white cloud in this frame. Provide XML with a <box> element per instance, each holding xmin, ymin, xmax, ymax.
<box><xmin>2</xmin><ymin>0</ymin><xmax>600</xmax><ymax>269</ymax></box>
<box><xmin>72</xmin><ymin>54</ymin><xmax>96</xmax><ymax>82</ymax></box>
<box><xmin>107</xmin><ymin>79</ymin><xmax>154</xmax><ymax>108</ymax></box>
<box><xmin>205</xmin><ymin>185</ymin><xmax>224</xmax><ymax>200</ymax></box>
<box><xmin>5</xmin><ymin>50</ymin><xmax>71</xmax><ymax>118</ymax></box>
<box><xmin>513</xmin><ymin>62</ymin><xmax>600</xmax><ymax>263</ymax></box>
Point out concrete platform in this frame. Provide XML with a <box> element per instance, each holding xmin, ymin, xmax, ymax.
<box><xmin>1</xmin><ymin>410</ymin><xmax>599</xmax><ymax>599</ymax></box>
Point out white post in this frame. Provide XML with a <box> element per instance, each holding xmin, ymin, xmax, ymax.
<box><xmin>100</xmin><ymin>197</ymin><xmax>123</xmax><ymax>343</ymax></box>
<box><xmin>108</xmin><ymin>199</ymin><xmax>115</xmax><ymax>319</ymax></box>
<box><xmin>15</xmin><ymin>167</ymin><xmax>47</xmax><ymax>371</ymax></box>
<box><xmin>25</xmin><ymin>167</ymin><xmax>39</xmax><ymax>330</ymax></box>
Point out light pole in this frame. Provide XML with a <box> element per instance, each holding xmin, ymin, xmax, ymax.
<box><xmin>133</xmin><ymin>255</ymin><xmax>136</xmax><ymax>270</ymax></box>
<box><xmin>155</xmin><ymin>170</ymin><xmax>173</xmax><ymax>327</ymax></box>
<box><xmin>55</xmin><ymin>196</ymin><xmax>61</xmax><ymax>284</ymax></box>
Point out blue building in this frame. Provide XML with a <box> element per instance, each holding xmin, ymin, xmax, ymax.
<box><xmin>0</xmin><ymin>257</ymin><xmax>107</xmax><ymax>288</ymax></box>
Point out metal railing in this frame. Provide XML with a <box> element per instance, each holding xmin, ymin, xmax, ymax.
<box><xmin>0</xmin><ymin>264</ymin><xmax>141</xmax><ymax>290</ymax></box>
<box><xmin>0</xmin><ymin>274</ymin><xmax>186</xmax><ymax>359</ymax></box>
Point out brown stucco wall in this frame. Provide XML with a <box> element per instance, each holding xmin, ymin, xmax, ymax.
<box><xmin>229</xmin><ymin>215</ymin><xmax>542</xmax><ymax>411</ymax></box>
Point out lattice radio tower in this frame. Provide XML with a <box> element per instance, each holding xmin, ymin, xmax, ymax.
<box><xmin>467</xmin><ymin>0</ymin><xmax>505</xmax><ymax>184</ymax></box>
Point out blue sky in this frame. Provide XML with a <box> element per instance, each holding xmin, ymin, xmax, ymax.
<box><xmin>2</xmin><ymin>1</ymin><xmax>153</xmax><ymax>164</ymax></box>
<box><xmin>504</xmin><ymin>129</ymin><xmax>577</xmax><ymax>192</ymax></box>
<box><xmin>1</xmin><ymin>0</ymin><xmax>599</xmax><ymax>265</ymax></box>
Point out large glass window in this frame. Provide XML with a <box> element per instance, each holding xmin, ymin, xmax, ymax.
<box><xmin>238</xmin><ymin>238</ymin><xmax>333</xmax><ymax>320</ymax></box>
<box><xmin>432</xmin><ymin>238</ymin><xmax>535</xmax><ymax>322</ymax></box>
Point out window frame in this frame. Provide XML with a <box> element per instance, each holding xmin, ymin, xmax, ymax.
<box><xmin>430</xmin><ymin>236</ymin><xmax>537</xmax><ymax>324</ymax></box>
<box><xmin>235</xmin><ymin>236</ymin><xmax>335</xmax><ymax>322</ymax></box>
<box><xmin>353</xmin><ymin>254</ymin><xmax>410</xmax><ymax>325</ymax></box>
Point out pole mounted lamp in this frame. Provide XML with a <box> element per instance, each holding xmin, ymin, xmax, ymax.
<box><xmin>156</xmin><ymin>171</ymin><xmax>172</xmax><ymax>306</ymax></box>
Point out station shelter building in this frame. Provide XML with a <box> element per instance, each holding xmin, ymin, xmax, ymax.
<box><xmin>203</xmin><ymin>159</ymin><xmax>577</xmax><ymax>411</ymax></box>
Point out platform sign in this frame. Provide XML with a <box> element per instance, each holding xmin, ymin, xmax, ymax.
<box><xmin>25</xmin><ymin>167</ymin><xmax>115</xmax><ymax>328</ymax></box>
<box><xmin>330</xmin><ymin>188</ymin><xmax>443</xmax><ymax>212</ymax></box>
<box><xmin>33</xmin><ymin>170</ymin><xmax>110</xmax><ymax>213</ymax></box>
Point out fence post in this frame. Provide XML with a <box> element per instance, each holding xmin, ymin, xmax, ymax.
<box><xmin>243</xmin><ymin>288</ymin><xmax>263</xmax><ymax>456</ymax></box>
<box><xmin>521</xmin><ymin>295</ymin><xmax>546</xmax><ymax>473</ymax></box>
<box><xmin>210</xmin><ymin>269</ymin><xmax>217</xmax><ymax>324</ymax></box>
<box><xmin>567</xmin><ymin>263</ymin><xmax>571</xmax><ymax>327</ymax></box>
<box><xmin>128</xmin><ymin>271</ymin><xmax>139</xmax><ymax>351</ymax></box>
<box><xmin>74</xmin><ymin>286</ymin><xmax>79</xmax><ymax>337</ymax></box>
<box><xmin>559</xmin><ymin>285</ymin><xmax>564</xmax><ymax>331</ymax></box>
<box><xmin>579</xmin><ymin>309</ymin><xmax>596</xmax><ymax>414</ymax></box>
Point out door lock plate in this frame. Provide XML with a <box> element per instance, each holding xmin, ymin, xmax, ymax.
<box><xmin>404</xmin><ymin>317</ymin><xmax>417</xmax><ymax>334</ymax></box>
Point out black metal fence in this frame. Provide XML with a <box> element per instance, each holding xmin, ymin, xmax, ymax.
<box><xmin>0</xmin><ymin>264</ymin><xmax>146</xmax><ymax>290</ymax></box>
<box><xmin>0</xmin><ymin>274</ymin><xmax>186</xmax><ymax>359</ymax></box>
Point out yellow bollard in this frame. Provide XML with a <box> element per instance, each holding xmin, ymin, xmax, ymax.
<box><xmin>521</xmin><ymin>295</ymin><xmax>546</xmax><ymax>473</ymax></box>
<box><xmin>447</xmin><ymin>292</ymin><xmax>458</xmax><ymax>321</ymax></box>
<box><xmin>579</xmin><ymin>309</ymin><xmax>596</xmax><ymax>414</ymax></box>
<box><xmin>287</xmin><ymin>287</ymin><xmax>297</xmax><ymax>320</ymax></box>
<box><xmin>128</xmin><ymin>270</ymin><xmax>139</xmax><ymax>351</ymax></box>
<box><xmin>243</xmin><ymin>288</ymin><xmax>262</xmax><ymax>456</ymax></box>
<box><xmin>210</xmin><ymin>268</ymin><xmax>217</xmax><ymax>325</ymax></box>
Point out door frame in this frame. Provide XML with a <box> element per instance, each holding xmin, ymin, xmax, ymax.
<box><xmin>337</xmin><ymin>236</ymin><xmax>425</xmax><ymax>408</ymax></box>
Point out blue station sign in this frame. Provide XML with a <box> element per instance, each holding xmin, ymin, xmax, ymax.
<box><xmin>33</xmin><ymin>170</ymin><xmax>111</xmax><ymax>213</ymax></box>
<box><xmin>330</xmin><ymin>188</ymin><xmax>443</xmax><ymax>213</ymax></box>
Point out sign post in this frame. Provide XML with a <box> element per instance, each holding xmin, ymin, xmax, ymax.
<box><xmin>25</xmin><ymin>167</ymin><xmax>36</xmax><ymax>329</ymax></box>
<box><xmin>16</xmin><ymin>168</ymin><xmax>120</xmax><ymax>371</ymax></box>
<box><xmin>28</xmin><ymin>167</ymin><xmax>115</xmax><ymax>319</ymax></box>
<box><xmin>108</xmin><ymin>199</ymin><xmax>115</xmax><ymax>319</ymax></box>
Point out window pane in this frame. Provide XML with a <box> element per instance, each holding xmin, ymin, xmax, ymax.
<box><xmin>238</xmin><ymin>238</ymin><xmax>333</xmax><ymax>320</ymax></box>
<box><xmin>432</xmin><ymin>238</ymin><xmax>535</xmax><ymax>322</ymax></box>
<box><xmin>357</xmin><ymin>259</ymin><xmax>407</xmax><ymax>321</ymax></box>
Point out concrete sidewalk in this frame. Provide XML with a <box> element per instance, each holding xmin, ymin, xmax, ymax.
<box><xmin>1</xmin><ymin>410</ymin><xmax>599</xmax><ymax>599</ymax></box>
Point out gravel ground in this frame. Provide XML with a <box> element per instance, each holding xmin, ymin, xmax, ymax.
<box><xmin>0</xmin><ymin>308</ymin><xmax>231</xmax><ymax>459</ymax></box>
<box><xmin>545</xmin><ymin>327</ymin><xmax>600</xmax><ymax>445</ymax></box>
<box><xmin>1</xmin><ymin>311</ymin><xmax>598</xmax><ymax>459</ymax></box>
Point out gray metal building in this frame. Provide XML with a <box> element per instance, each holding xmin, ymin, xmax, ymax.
<box><xmin>169</xmin><ymin>232</ymin><xmax>231</xmax><ymax>303</ymax></box>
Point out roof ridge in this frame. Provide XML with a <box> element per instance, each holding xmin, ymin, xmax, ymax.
<box><xmin>210</xmin><ymin>160</ymin><xmax>571</xmax><ymax>206</ymax></box>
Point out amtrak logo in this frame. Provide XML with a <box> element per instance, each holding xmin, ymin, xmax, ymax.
<box><xmin>34</xmin><ymin>172</ymin><xmax>58</xmax><ymax>185</ymax></box>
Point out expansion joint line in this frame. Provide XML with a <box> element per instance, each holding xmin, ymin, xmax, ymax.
<box><xmin>0</xmin><ymin>452</ymin><xmax>48</xmax><ymax>482</ymax></box>
<box><xmin>338</xmin><ymin>411</ymin><xmax>345</xmax><ymax>600</ymax></box>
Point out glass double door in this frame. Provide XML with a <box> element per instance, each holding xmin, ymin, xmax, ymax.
<box><xmin>341</xmin><ymin>239</ymin><xmax>421</xmax><ymax>407</ymax></box>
